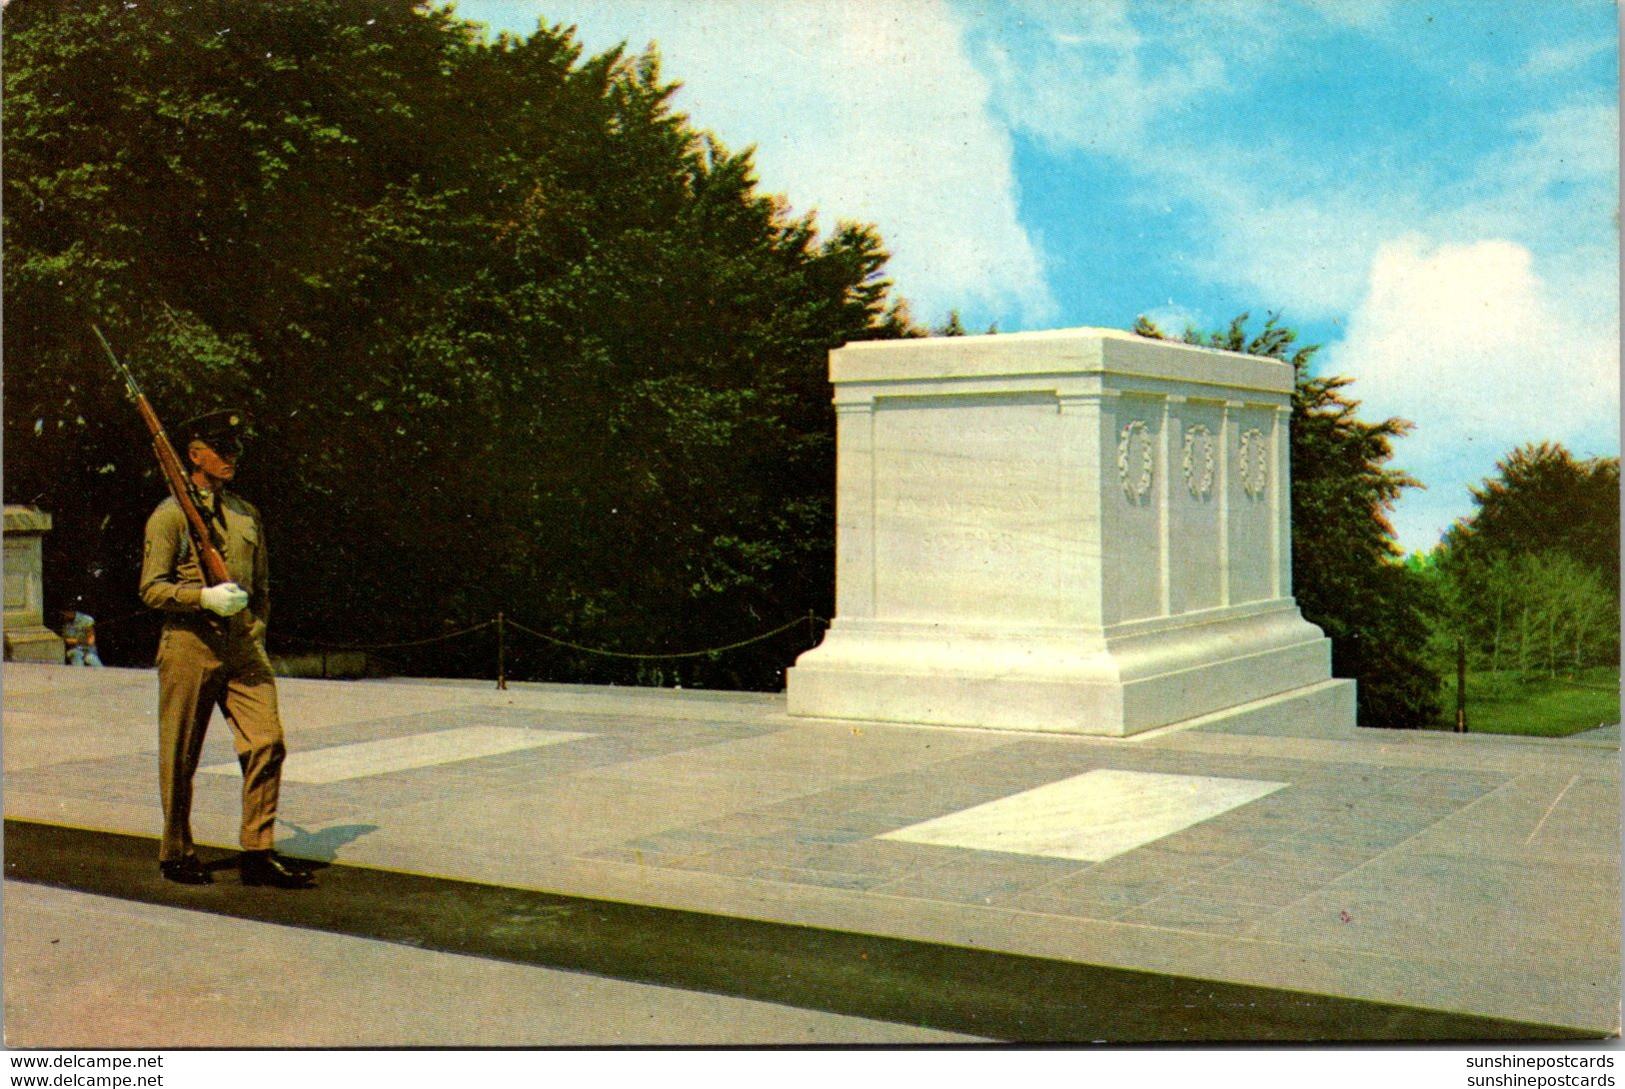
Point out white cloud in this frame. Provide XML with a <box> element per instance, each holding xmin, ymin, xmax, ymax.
<box><xmin>1519</xmin><ymin>37</ymin><xmax>1615</xmax><ymax>81</ymax></box>
<box><xmin>971</xmin><ymin>0</ymin><xmax>1244</xmax><ymax>158</ymax></box>
<box><xmin>1321</xmin><ymin>237</ymin><xmax>1619</xmax><ymax>551</ymax></box>
<box><xmin>1187</xmin><ymin>97</ymin><xmax>1620</xmax><ymax>375</ymax></box>
<box><xmin>1137</xmin><ymin>302</ymin><xmax>1208</xmax><ymax>337</ymax></box>
<box><xmin>1183</xmin><ymin>181</ymin><xmax>1408</xmax><ymax>316</ymax></box>
<box><xmin>967</xmin><ymin>1</ymin><xmax>1406</xmax><ymax>316</ymax></box>
<box><xmin>450</xmin><ymin>0</ymin><xmax>1054</xmax><ymax>327</ymax></box>
<box><xmin>1448</xmin><ymin>101</ymin><xmax>1619</xmax><ymax>244</ymax></box>
<box><xmin>972</xmin><ymin>0</ymin><xmax>1618</xmax><ymax>328</ymax></box>
<box><xmin>1297</xmin><ymin>0</ymin><xmax>1396</xmax><ymax>30</ymax></box>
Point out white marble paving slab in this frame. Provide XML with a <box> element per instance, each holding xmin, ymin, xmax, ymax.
<box><xmin>879</xmin><ymin>769</ymin><xmax>1288</xmax><ymax>862</ymax></box>
<box><xmin>201</xmin><ymin>726</ymin><xmax>594</xmax><ymax>784</ymax></box>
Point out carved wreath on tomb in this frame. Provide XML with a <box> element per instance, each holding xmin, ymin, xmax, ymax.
<box><xmin>1117</xmin><ymin>420</ymin><xmax>1154</xmax><ymax>503</ymax></box>
<box><xmin>1182</xmin><ymin>424</ymin><xmax>1216</xmax><ymax>500</ymax></box>
<box><xmin>1238</xmin><ymin>427</ymin><xmax>1269</xmax><ymax>499</ymax></box>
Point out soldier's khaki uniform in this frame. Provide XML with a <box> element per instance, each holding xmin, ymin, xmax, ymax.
<box><xmin>140</xmin><ymin>491</ymin><xmax>283</xmax><ymax>863</ymax></box>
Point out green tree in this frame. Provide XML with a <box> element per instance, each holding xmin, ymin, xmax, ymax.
<box><xmin>1136</xmin><ymin>312</ymin><xmax>1439</xmax><ymax>728</ymax></box>
<box><xmin>4</xmin><ymin>0</ymin><xmax>910</xmax><ymax>689</ymax></box>
<box><xmin>1432</xmin><ymin>444</ymin><xmax>1620</xmax><ymax>679</ymax></box>
<box><xmin>1478</xmin><ymin>552</ymin><xmax>1615</xmax><ymax>677</ymax></box>
<box><xmin>1443</xmin><ymin>443</ymin><xmax>1619</xmax><ymax>591</ymax></box>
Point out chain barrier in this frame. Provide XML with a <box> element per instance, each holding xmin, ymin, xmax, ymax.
<box><xmin>72</xmin><ymin>605</ymin><xmax>828</xmax><ymax>686</ymax></box>
<box><xmin>76</xmin><ymin>608</ymin><xmax>151</xmax><ymax>630</ymax></box>
<box><xmin>79</xmin><ymin>609</ymin><xmax>497</xmax><ymax>651</ymax></box>
<box><xmin>281</xmin><ymin>619</ymin><xmax>496</xmax><ymax>652</ymax></box>
<box><xmin>502</xmin><ymin>613</ymin><xmax>821</xmax><ymax>660</ymax></box>
<box><xmin>269</xmin><ymin>614</ymin><xmax>823</xmax><ymax>659</ymax></box>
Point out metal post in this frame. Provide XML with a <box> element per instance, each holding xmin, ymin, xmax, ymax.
<box><xmin>1455</xmin><ymin>636</ymin><xmax>1467</xmax><ymax>733</ymax></box>
<box><xmin>497</xmin><ymin>611</ymin><xmax>507</xmax><ymax>691</ymax></box>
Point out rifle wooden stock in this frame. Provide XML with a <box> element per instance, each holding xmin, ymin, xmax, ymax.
<box><xmin>96</xmin><ymin>326</ymin><xmax>233</xmax><ymax>588</ymax></box>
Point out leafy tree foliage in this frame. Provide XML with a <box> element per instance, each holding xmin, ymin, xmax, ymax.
<box><xmin>4</xmin><ymin>0</ymin><xmax>911</xmax><ymax>688</ymax></box>
<box><xmin>1443</xmin><ymin>443</ymin><xmax>1619</xmax><ymax>591</ymax></box>
<box><xmin>1475</xmin><ymin>553</ymin><xmax>1614</xmax><ymax>676</ymax></box>
<box><xmin>927</xmin><ymin>310</ymin><xmax>1000</xmax><ymax>337</ymax></box>
<box><xmin>1430</xmin><ymin>444</ymin><xmax>1620</xmax><ymax>677</ymax></box>
<box><xmin>1136</xmin><ymin>313</ymin><xmax>1440</xmax><ymax>728</ymax></box>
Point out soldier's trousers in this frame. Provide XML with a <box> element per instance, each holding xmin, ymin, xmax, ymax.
<box><xmin>156</xmin><ymin>625</ymin><xmax>286</xmax><ymax>861</ymax></box>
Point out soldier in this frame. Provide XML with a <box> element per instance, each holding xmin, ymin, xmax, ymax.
<box><xmin>139</xmin><ymin>409</ymin><xmax>313</xmax><ymax>888</ymax></box>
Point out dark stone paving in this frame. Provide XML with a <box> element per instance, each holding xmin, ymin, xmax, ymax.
<box><xmin>4</xmin><ymin>819</ymin><xmax>1596</xmax><ymax>1044</ymax></box>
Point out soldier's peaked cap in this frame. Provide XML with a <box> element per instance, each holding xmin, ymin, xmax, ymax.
<box><xmin>175</xmin><ymin>409</ymin><xmax>253</xmax><ymax>451</ymax></box>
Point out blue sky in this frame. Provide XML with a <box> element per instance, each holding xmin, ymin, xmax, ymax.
<box><xmin>445</xmin><ymin>0</ymin><xmax>1618</xmax><ymax>553</ymax></box>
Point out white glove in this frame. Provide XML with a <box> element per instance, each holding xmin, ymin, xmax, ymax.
<box><xmin>199</xmin><ymin>582</ymin><xmax>249</xmax><ymax>617</ymax></box>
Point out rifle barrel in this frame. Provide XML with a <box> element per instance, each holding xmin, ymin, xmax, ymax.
<box><xmin>94</xmin><ymin>324</ymin><xmax>236</xmax><ymax>589</ymax></box>
<box><xmin>92</xmin><ymin>324</ymin><xmax>143</xmax><ymax>398</ymax></box>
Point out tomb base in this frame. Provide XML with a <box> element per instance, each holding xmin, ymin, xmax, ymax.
<box><xmin>788</xmin><ymin>601</ymin><xmax>1352</xmax><ymax>737</ymax></box>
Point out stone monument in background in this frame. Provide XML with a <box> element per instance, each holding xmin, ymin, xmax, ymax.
<box><xmin>786</xmin><ymin>328</ymin><xmax>1355</xmax><ymax>737</ymax></box>
<box><xmin>4</xmin><ymin>506</ymin><xmax>66</xmax><ymax>664</ymax></box>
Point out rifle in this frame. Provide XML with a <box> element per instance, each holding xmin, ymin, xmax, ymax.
<box><xmin>94</xmin><ymin>325</ymin><xmax>234</xmax><ymax>588</ymax></box>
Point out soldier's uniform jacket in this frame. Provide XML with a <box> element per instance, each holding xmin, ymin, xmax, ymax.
<box><xmin>140</xmin><ymin>491</ymin><xmax>269</xmax><ymax>643</ymax></box>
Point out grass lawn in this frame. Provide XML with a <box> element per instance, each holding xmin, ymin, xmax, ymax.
<box><xmin>1429</xmin><ymin>666</ymin><xmax>1620</xmax><ymax>737</ymax></box>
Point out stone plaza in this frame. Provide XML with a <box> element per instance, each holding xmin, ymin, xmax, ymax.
<box><xmin>3</xmin><ymin>327</ymin><xmax>1618</xmax><ymax>1045</ymax></box>
<box><xmin>3</xmin><ymin>662</ymin><xmax>1617</xmax><ymax>1044</ymax></box>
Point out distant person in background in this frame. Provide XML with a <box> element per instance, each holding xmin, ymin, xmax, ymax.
<box><xmin>59</xmin><ymin>605</ymin><xmax>103</xmax><ymax>667</ymax></box>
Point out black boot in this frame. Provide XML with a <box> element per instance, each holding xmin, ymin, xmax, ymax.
<box><xmin>159</xmin><ymin>854</ymin><xmax>212</xmax><ymax>885</ymax></box>
<box><xmin>239</xmin><ymin>850</ymin><xmax>315</xmax><ymax>889</ymax></box>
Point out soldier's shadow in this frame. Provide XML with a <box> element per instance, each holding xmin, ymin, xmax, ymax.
<box><xmin>273</xmin><ymin>821</ymin><xmax>380</xmax><ymax>867</ymax></box>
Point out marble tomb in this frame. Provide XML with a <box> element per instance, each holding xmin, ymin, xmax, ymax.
<box><xmin>786</xmin><ymin>327</ymin><xmax>1355</xmax><ymax>737</ymax></box>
